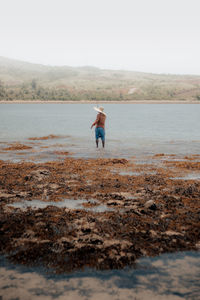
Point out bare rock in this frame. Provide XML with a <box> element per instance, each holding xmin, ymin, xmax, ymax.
<box><xmin>107</xmin><ymin>200</ymin><xmax>123</xmax><ymax>206</ymax></box>
<box><xmin>49</xmin><ymin>183</ymin><xmax>60</xmax><ymax>190</ymax></box>
<box><xmin>30</xmin><ymin>169</ymin><xmax>50</xmax><ymax>181</ymax></box>
<box><xmin>22</xmin><ymin>230</ymin><xmax>35</xmax><ymax>238</ymax></box>
<box><xmin>120</xmin><ymin>192</ymin><xmax>133</xmax><ymax>199</ymax></box>
<box><xmin>144</xmin><ymin>200</ymin><xmax>157</xmax><ymax>210</ymax></box>
<box><xmin>104</xmin><ymin>239</ymin><xmax>132</xmax><ymax>250</ymax></box>
<box><xmin>16</xmin><ymin>191</ymin><xmax>32</xmax><ymax>198</ymax></box>
<box><xmin>59</xmin><ymin>237</ymin><xmax>74</xmax><ymax>249</ymax></box>
<box><xmin>195</xmin><ymin>242</ymin><xmax>200</xmax><ymax>249</ymax></box>
<box><xmin>0</xmin><ymin>193</ymin><xmax>16</xmax><ymax>200</ymax></box>
<box><xmin>150</xmin><ymin>230</ymin><xmax>158</xmax><ymax>238</ymax></box>
<box><xmin>165</xmin><ymin>230</ymin><xmax>183</xmax><ymax>236</ymax></box>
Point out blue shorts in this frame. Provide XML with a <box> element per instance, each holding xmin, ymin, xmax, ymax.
<box><xmin>95</xmin><ymin>127</ymin><xmax>105</xmax><ymax>141</ymax></box>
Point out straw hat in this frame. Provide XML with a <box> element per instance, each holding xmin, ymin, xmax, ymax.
<box><xmin>94</xmin><ymin>106</ymin><xmax>106</xmax><ymax>115</ymax></box>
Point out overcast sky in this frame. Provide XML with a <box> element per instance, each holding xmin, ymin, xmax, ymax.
<box><xmin>0</xmin><ymin>0</ymin><xmax>200</xmax><ymax>74</ymax></box>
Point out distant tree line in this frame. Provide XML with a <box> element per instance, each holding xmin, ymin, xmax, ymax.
<box><xmin>0</xmin><ymin>80</ymin><xmax>125</xmax><ymax>101</ymax></box>
<box><xmin>0</xmin><ymin>79</ymin><xmax>200</xmax><ymax>101</ymax></box>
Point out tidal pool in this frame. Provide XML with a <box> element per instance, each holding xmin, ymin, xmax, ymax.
<box><xmin>170</xmin><ymin>173</ymin><xmax>200</xmax><ymax>180</ymax></box>
<box><xmin>8</xmin><ymin>199</ymin><xmax>114</xmax><ymax>213</ymax></box>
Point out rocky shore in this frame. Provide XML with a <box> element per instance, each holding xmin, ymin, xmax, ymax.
<box><xmin>0</xmin><ymin>154</ymin><xmax>200</xmax><ymax>273</ymax></box>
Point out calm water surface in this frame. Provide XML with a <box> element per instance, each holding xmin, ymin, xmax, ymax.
<box><xmin>0</xmin><ymin>251</ymin><xmax>200</xmax><ymax>300</ymax></box>
<box><xmin>0</xmin><ymin>103</ymin><xmax>200</xmax><ymax>160</ymax></box>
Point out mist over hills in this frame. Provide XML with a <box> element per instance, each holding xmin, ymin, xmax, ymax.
<box><xmin>0</xmin><ymin>56</ymin><xmax>200</xmax><ymax>101</ymax></box>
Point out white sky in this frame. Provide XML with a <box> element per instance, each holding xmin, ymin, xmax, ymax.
<box><xmin>0</xmin><ymin>0</ymin><xmax>200</xmax><ymax>74</ymax></box>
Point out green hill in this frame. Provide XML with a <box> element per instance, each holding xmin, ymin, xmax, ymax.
<box><xmin>0</xmin><ymin>56</ymin><xmax>200</xmax><ymax>101</ymax></box>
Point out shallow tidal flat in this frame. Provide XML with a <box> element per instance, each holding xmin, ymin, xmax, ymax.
<box><xmin>0</xmin><ymin>147</ymin><xmax>200</xmax><ymax>274</ymax></box>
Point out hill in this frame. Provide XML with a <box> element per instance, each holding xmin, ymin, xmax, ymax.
<box><xmin>0</xmin><ymin>56</ymin><xmax>200</xmax><ymax>101</ymax></box>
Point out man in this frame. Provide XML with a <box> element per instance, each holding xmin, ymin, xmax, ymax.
<box><xmin>91</xmin><ymin>106</ymin><xmax>106</xmax><ymax>148</ymax></box>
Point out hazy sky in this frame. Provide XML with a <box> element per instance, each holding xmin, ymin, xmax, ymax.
<box><xmin>0</xmin><ymin>0</ymin><xmax>200</xmax><ymax>74</ymax></box>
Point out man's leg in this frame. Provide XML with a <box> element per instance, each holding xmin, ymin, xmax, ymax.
<box><xmin>95</xmin><ymin>128</ymin><xmax>99</xmax><ymax>148</ymax></box>
<box><xmin>101</xmin><ymin>128</ymin><xmax>105</xmax><ymax>148</ymax></box>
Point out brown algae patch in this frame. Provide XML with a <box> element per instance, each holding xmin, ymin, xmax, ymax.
<box><xmin>4</xmin><ymin>143</ymin><xmax>33</xmax><ymax>151</ymax></box>
<box><xmin>184</xmin><ymin>155</ymin><xmax>200</xmax><ymax>161</ymax></box>
<box><xmin>28</xmin><ymin>135</ymin><xmax>69</xmax><ymax>141</ymax></box>
<box><xmin>53</xmin><ymin>151</ymin><xmax>70</xmax><ymax>156</ymax></box>
<box><xmin>165</xmin><ymin>160</ymin><xmax>200</xmax><ymax>170</ymax></box>
<box><xmin>0</xmin><ymin>155</ymin><xmax>200</xmax><ymax>273</ymax></box>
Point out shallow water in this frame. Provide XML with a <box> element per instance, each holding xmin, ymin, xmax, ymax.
<box><xmin>171</xmin><ymin>173</ymin><xmax>200</xmax><ymax>180</ymax></box>
<box><xmin>1</xmin><ymin>103</ymin><xmax>200</xmax><ymax>298</ymax></box>
<box><xmin>117</xmin><ymin>170</ymin><xmax>157</xmax><ymax>176</ymax></box>
<box><xmin>0</xmin><ymin>103</ymin><xmax>200</xmax><ymax>160</ymax></box>
<box><xmin>8</xmin><ymin>199</ymin><xmax>113</xmax><ymax>213</ymax></box>
<box><xmin>0</xmin><ymin>251</ymin><xmax>200</xmax><ymax>300</ymax></box>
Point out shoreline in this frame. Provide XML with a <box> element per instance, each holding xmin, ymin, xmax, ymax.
<box><xmin>1</xmin><ymin>100</ymin><xmax>200</xmax><ymax>104</ymax></box>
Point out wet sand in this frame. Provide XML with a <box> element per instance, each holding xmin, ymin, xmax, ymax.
<box><xmin>0</xmin><ymin>145</ymin><xmax>200</xmax><ymax>274</ymax></box>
